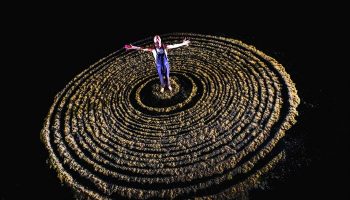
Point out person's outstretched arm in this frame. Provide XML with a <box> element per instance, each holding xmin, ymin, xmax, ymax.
<box><xmin>124</xmin><ymin>44</ymin><xmax>152</xmax><ymax>52</ymax></box>
<box><xmin>166</xmin><ymin>38</ymin><xmax>190</xmax><ymax>49</ymax></box>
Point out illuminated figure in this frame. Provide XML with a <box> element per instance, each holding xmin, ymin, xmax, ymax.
<box><xmin>125</xmin><ymin>35</ymin><xmax>190</xmax><ymax>93</ymax></box>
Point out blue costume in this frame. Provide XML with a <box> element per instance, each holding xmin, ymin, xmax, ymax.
<box><xmin>154</xmin><ymin>46</ymin><xmax>170</xmax><ymax>88</ymax></box>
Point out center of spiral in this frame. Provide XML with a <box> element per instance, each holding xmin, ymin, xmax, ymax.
<box><xmin>151</xmin><ymin>77</ymin><xmax>181</xmax><ymax>99</ymax></box>
<box><xmin>129</xmin><ymin>71</ymin><xmax>203</xmax><ymax>114</ymax></box>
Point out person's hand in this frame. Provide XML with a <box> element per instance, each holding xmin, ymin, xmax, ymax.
<box><xmin>124</xmin><ymin>44</ymin><xmax>133</xmax><ymax>50</ymax></box>
<box><xmin>183</xmin><ymin>38</ymin><xmax>190</xmax><ymax>46</ymax></box>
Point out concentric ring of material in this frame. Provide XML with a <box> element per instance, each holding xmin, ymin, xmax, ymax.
<box><xmin>41</xmin><ymin>33</ymin><xmax>300</xmax><ymax>199</ymax></box>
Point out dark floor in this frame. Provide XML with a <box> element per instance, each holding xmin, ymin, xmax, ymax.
<box><xmin>2</xmin><ymin>3</ymin><xmax>349</xmax><ymax>200</ymax></box>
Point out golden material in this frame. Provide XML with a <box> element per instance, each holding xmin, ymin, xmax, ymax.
<box><xmin>41</xmin><ymin>33</ymin><xmax>299</xmax><ymax>199</ymax></box>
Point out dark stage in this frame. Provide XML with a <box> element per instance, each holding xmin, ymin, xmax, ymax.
<box><xmin>2</xmin><ymin>5</ymin><xmax>348</xmax><ymax>200</ymax></box>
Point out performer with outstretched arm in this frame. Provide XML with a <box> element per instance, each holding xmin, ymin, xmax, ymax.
<box><xmin>125</xmin><ymin>35</ymin><xmax>190</xmax><ymax>93</ymax></box>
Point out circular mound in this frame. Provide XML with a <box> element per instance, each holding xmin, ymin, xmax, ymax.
<box><xmin>41</xmin><ymin>33</ymin><xmax>300</xmax><ymax>199</ymax></box>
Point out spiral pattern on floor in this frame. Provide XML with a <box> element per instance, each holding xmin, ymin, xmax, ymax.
<box><xmin>41</xmin><ymin>33</ymin><xmax>300</xmax><ymax>199</ymax></box>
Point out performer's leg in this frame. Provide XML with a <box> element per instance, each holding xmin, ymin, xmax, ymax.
<box><xmin>156</xmin><ymin>65</ymin><xmax>165</xmax><ymax>90</ymax></box>
<box><xmin>165</xmin><ymin>61</ymin><xmax>171</xmax><ymax>90</ymax></box>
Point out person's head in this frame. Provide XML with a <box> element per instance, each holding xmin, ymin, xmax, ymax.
<box><xmin>154</xmin><ymin>35</ymin><xmax>161</xmax><ymax>48</ymax></box>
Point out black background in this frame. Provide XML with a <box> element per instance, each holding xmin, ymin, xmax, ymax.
<box><xmin>2</xmin><ymin>3</ymin><xmax>349</xmax><ymax>200</ymax></box>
